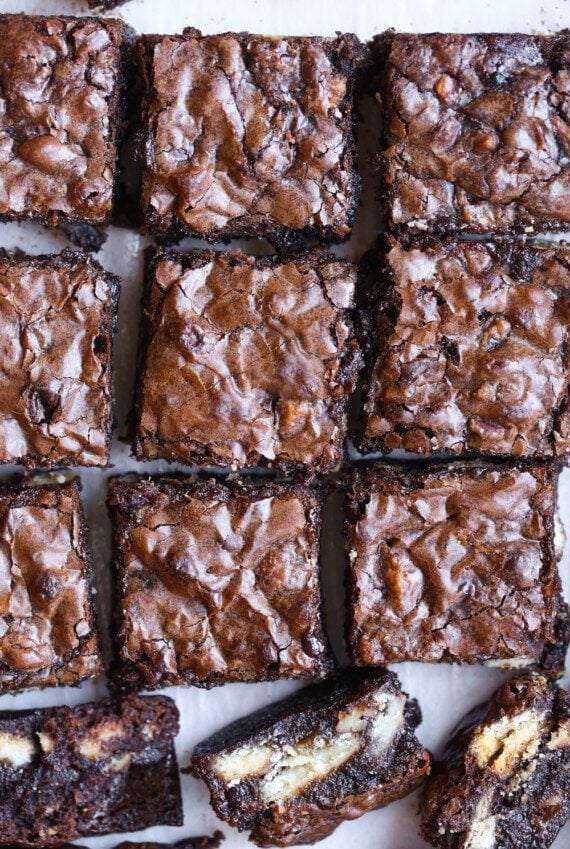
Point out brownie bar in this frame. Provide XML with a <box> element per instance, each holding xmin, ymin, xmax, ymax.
<box><xmin>421</xmin><ymin>674</ymin><xmax>570</xmax><ymax>849</ymax></box>
<box><xmin>360</xmin><ymin>238</ymin><xmax>570</xmax><ymax>458</ymax></box>
<box><xmin>378</xmin><ymin>32</ymin><xmax>570</xmax><ymax>235</ymax></box>
<box><xmin>191</xmin><ymin>668</ymin><xmax>431</xmax><ymax>846</ymax></box>
<box><xmin>7</xmin><ymin>837</ymin><xmax>223</xmax><ymax>849</ymax></box>
<box><xmin>132</xmin><ymin>249</ymin><xmax>361</xmax><ymax>474</ymax></box>
<box><xmin>0</xmin><ymin>693</ymin><xmax>182</xmax><ymax>846</ymax></box>
<box><xmin>137</xmin><ymin>29</ymin><xmax>367</xmax><ymax>243</ymax></box>
<box><xmin>0</xmin><ymin>249</ymin><xmax>120</xmax><ymax>468</ymax></box>
<box><xmin>108</xmin><ymin>475</ymin><xmax>333</xmax><ymax>688</ymax></box>
<box><xmin>0</xmin><ymin>474</ymin><xmax>103</xmax><ymax>693</ymax></box>
<box><xmin>0</xmin><ymin>14</ymin><xmax>132</xmax><ymax>230</ymax></box>
<box><xmin>345</xmin><ymin>463</ymin><xmax>568</xmax><ymax>674</ymax></box>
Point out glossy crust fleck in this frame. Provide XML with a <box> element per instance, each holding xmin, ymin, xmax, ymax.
<box><xmin>136</xmin><ymin>29</ymin><xmax>368</xmax><ymax>243</ymax></box>
<box><xmin>132</xmin><ymin>248</ymin><xmax>362</xmax><ymax>475</ymax></box>
<box><xmin>344</xmin><ymin>462</ymin><xmax>569</xmax><ymax>676</ymax></box>
<box><xmin>0</xmin><ymin>14</ymin><xmax>133</xmax><ymax>229</ymax></box>
<box><xmin>0</xmin><ymin>248</ymin><xmax>120</xmax><ymax>469</ymax></box>
<box><xmin>421</xmin><ymin>674</ymin><xmax>570</xmax><ymax>849</ymax></box>
<box><xmin>191</xmin><ymin>668</ymin><xmax>431</xmax><ymax>846</ymax></box>
<box><xmin>0</xmin><ymin>475</ymin><xmax>103</xmax><ymax>693</ymax></box>
<box><xmin>358</xmin><ymin>238</ymin><xmax>570</xmax><ymax>459</ymax></box>
<box><xmin>0</xmin><ymin>694</ymin><xmax>182</xmax><ymax>846</ymax></box>
<box><xmin>108</xmin><ymin>475</ymin><xmax>334</xmax><ymax>689</ymax></box>
<box><xmin>377</xmin><ymin>32</ymin><xmax>570</xmax><ymax>235</ymax></box>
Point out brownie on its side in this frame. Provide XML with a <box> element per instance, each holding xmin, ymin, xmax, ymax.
<box><xmin>136</xmin><ymin>29</ymin><xmax>367</xmax><ymax>243</ymax></box>
<box><xmin>0</xmin><ymin>694</ymin><xmax>182</xmax><ymax>846</ymax></box>
<box><xmin>108</xmin><ymin>475</ymin><xmax>333</xmax><ymax>689</ymax></box>
<box><xmin>191</xmin><ymin>668</ymin><xmax>431</xmax><ymax>846</ymax></box>
<box><xmin>421</xmin><ymin>674</ymin><xmax>570</xmax><ymax>849</ymax></box>
<box><xmin>345</xmin><ymin>463</ymin><xmax>568</xmax><ymax>675</ymax></box>
<box><xmin>132</xmin><ymin>249</ymin><xmax>361</xmax><ymax>474</ymax></box>
<box><xmin>360</xmin><ymin>238</ymin><xmax>570</xmax><ymax>459</ymax></box>
<box><xmin>0</xmin><ymin>474</ymin><xmax>103</xmax><ymax>693</ymax></box>
<box><xmin>113</xmin><ymin>837</ymin><xmax>224</xmax><ymax>849</ymax></box>
<box><xmin>0</xmin><ymin>14</ymin><xmax>132</xmax><ymax>231</ymax></box>
<box><xmin>0</xmin><ymin>249</ymin><xmax>120</xmax><ymax>468</ymax></box>
<box><xmin>378</xmin><ymin>32</ymin><xmax>570</xmax><ymax>235</ymax></box>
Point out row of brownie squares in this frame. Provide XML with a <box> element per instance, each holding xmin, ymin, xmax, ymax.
<box><xmin>2</xmin><ymin>238</ymin><xmax>569</xmax><ymax>472</ymax></box>
<box><xmin>0</xmin><ymin>667</ymin><xmax>568</xmax><ymax>848</ymax></box>
<box><xmin>0</xmin><ymin>16</ymin><xmax>568</xmax><ymax>247</ymax></box>
<box><xmin>0</xmin><ymin>461</ymin><xmax>566</xmax><ymax>696</ymax></box>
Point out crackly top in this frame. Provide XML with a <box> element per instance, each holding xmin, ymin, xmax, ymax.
<box><xmin>381</xmin><ymin>32</ymin><xmax>570</xmax><ymax>233</ymax></box>
<box><xmin>0</xmin><ymin>478</ymin><xmax>101</xmax><ymax>693</ymax></box>
<box><xmin>0</xmin><ymin>14</ymin><xmax>126</xmax><ymax>225</ymax></box>
<box><xmin>0</xmin><ymin>249</ymin><xmax>118</xmax><ymax>468</ymax></box>
<box><xmin>421</xmin><ymin>674</ymin><xmax>570</xmax><ymax>849</ymax></box>
<box><xmin>109</xmin><ymin>476</ymin><xmax>331</xmax><ymax>688</ymax></box>
<box><xmin>363</xmin><ymin>239</ymin><xmax>570</xmax><ymax>458</ymax></box>
<box><xmin>0</xmin><ymin>694</ymin><xmax>182</xmax><ymax>846</ymax></box>
<box><xmin>346</xmin><ymin>465</ymin><xmax>561</xmax><ymax>668</ymax></box>
<box><xmin>135</xmin><ymin>251</ymin><xmax>360</xmax><ymax>473</ymax></box>
<box><xmin>139</xmin><ymin>31</ymin><xmax>364</xmax><ymax>240</ymax></box>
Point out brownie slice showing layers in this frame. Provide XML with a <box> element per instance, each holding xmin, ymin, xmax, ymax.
<box><xmin>108</xmin><ymin>475</ymin><xmax>333</xmax><ymax>688</ymax></box>
<box><xmin>191</xmin><ymin>668</ymin><xmax>431</xmax><ymax>846</ymax></box>
<box><xmin>136</xmin><ymin>30</ymin><xmax>367</xmax><ymax>243</ymax></box>
<box><xmin>0</xmin><ymin>474</ymin><xmax>103</xmax><ymax>693</ymax></box>
<box><xmin>132</xmin><ymin>249</ymin><xmax>361</xmax><ymax>474</ymax></box>
<box><xmin>0</xmin><ymin>14</ymin><xmax>132</xmax><ymax>231</ymax></box>
<box><xmin>0</xmin><ymin>694</ymin><xmax>182</xmax><ymax>846</ymax></box>
<box><xmin>421</xmin><ymin>674</ymin><xmax>570</xmax><ymax>849</ymax></box>
<box><xmin>378</xmin><ymin>32</ymin><xmax>570</xmax><ymax>235</ymax></box>
<box><xmin>0</xmin><ymin>249</ymin><xmax>120</xmax><ymax>468</ymax></box>
<box><xmin>360</xmin><ymin>238</ymin><xmax>570</xmax><ymax>459</ymax></box>
<box><xmin>345</xmin><ymin>463</ymin><xmax>568</xmax><ymax>675</ymax></box>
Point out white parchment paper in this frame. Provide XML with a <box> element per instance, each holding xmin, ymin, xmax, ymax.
<box><xmin>0</xmin><ymin>1</ymin><xmax>568</xmax><ymax>847</ymax></box>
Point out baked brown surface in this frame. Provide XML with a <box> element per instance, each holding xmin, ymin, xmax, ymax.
<box><xmin>132</xmin><ymin>249</ymin><xmax>361</xmax><ymax>474</ymax></box>
<box><xmin>421</xmin><ymin>674</ymin><xmax>570</xmax><ymax>849</ymax></box>
<box><xmin>137</xmin><ymin>29</ymin><xmax>367</xmax><ymax>243</ymax></box>
<box><xmin>378</xmin><ymin>32</ymin><xmax>570</xmax><ymax>234</ymax></box>
<box><xmin>191</xmin><ymin>668</ymin><xmax>431</xmax><ymax>846</ymax></box>
<box><xmin>0</xmin><ymin>694</ymin><xmax>182</xmax><ymax>846</ymax></box>
<box><xmin>0</xmin><ymin>475</ymin><xmax>102</xmax><ymax>693</ymax></box>
<box><xmin>0</xmin><ymin>249</ymin><xmax>120</xmax><ymax>468</ymax></box>
<box><xmin>345</xmin><ymin>463</ymin><xmax>568</xmax><ymax>675</ymax></box>
<box><xmin>108</xmin><ymin>475</ymin><xmax>333</xmax><ymax>689</ymax></box>
<box><xmin>0</xmin><ymin>14</ymin><xmax>131</xmax><ymax>229</ymax></box>
<box><xmin>360</xmin><ymin>238</ymin><xmax>570</xmax><ymax>458</ymax></box>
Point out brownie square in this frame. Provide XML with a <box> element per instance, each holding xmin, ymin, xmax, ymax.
<box><xmin>137</xmin><ymin>29</ymin><xmax>366</xmax><ymax>242</ymax></box>
<box><xmin>379</xmin><ymin>32</ymin><xmax>570</xmax><ymax>235</ymax></box>
<box><xmin>133</xmin><ymin>249</ymin><xmax>361</xmax><ymax>474</ymax></box>
<box><xmin>360</xmin><ymin>238</ymin><xmax>570</xmax><ymax>459</ymax></box>
<box><xmin>421</xmin><ymin>674</ymin><xmax>570</xmax><ymax>849</ymax></box>
<box><xmin>108</xmin><ymin>475</ymin><xmax>333</xmax><ymax>689</ymax></box>
<box><xmin>0</xmin><ymin>14</ymin><xmax>131</xmax><ymax>230</ymax></box>
<box><xmin>345</xmin><ymin>463</ymin><xmax>568</xmax><ymax>674</ymax></box>
<box><xmin>0</xmin><ymin>248</ymin><xmax>120</xmax><ymax>468</ymax></box>
<box><xmin>0</xmin><ymin>474</ymin><xmax>102</xmax><ymax>693</ymax></box>
<box><xmin>0</xmin><ymin>693</ymin><xmax>182</xmax><ymax>846</ymax></box>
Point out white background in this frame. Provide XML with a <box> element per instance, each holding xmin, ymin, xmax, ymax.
<box><xmin>0</xmin><ymin>1</ymin><xmax>568</xmax><ymax>848</ymax></box>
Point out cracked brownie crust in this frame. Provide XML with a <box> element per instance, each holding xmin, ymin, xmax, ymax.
<box><xmin>360</xmin><ymin>238</ymin><xmax>570</xmax><ymax>458</ymax></box>
<box><xmin>108</xmin><ymin>475</ymin><xmax>333</xmax><ymax>689</ymax></box>
<box><xmin>0</xmin><ymin>14</ymin><xmax>131</xmax><ymax>228</ymax></box>
<box><xmin>0</xmin><ymin>475</ymin><xmax>102</xmax><ymax>693</ymax></box>
<box><xmin>421</xmin><ymin>674</ymin><xmax>570</xmax><ymax>849</ymax></box>
<box><xmin>0</xmin><ymin>693</ymin><xmax>182</xmax><ymax>846</ymax></box>
<box><xmin>0</xmin><ymin>249</ymin><xmax>120</xmax><ymax>468</ymax></box>
<box><xmin>132</xmin><ymin>249</ymin><xmax>362</xmax><ymax>474</ymax></box>
<box><xmin>345</xmin><ymin>463</ymin><xmax>568</xmax><ymax>674</ymax></box>
<box><xmin>378</xmin><ymin>32</ymin><xmax>570</xmax><ymax>235</ymax></box>
<box><xmin>137</xmin><ymin>29</ymin><xmax>367</xmax><ymax>242</ymax></box>
<box><xmin>191</xmin><ymin>668</ymin><xmax>431</xmax><ymax>846</ymax></box>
